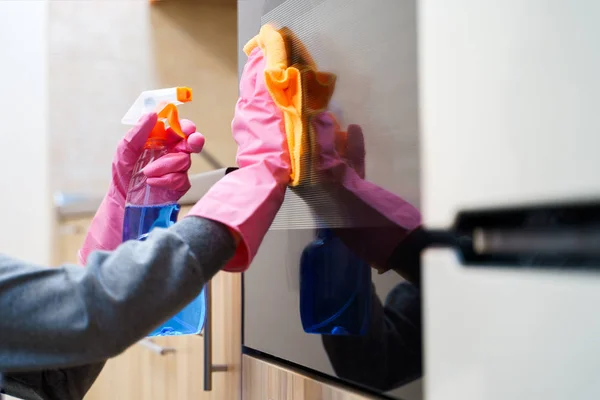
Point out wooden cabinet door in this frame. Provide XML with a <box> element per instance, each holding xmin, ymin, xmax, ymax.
<box><xmin>242</xmin><ymin>355</ymin><xmax>372</xmax><ymax>400</ymax></box>
<box><xmin>57</xmin><ymin>207</ymin><xmax>241</xmax><ymax>400</ymax></box>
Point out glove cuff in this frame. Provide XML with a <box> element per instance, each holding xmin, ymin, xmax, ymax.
<box><xmin>187</xmin><ymin>164</ymin><xmax>287</xmax><ymax>272</ymax></box>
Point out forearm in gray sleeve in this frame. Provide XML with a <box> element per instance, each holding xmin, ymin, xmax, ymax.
<box><xmin>0</xmin><ymin>217</ymin><xmax>235</xmax><ymax>373</ymax></box>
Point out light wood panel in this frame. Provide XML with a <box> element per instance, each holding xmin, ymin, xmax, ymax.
<box><xmin>56</xmin><ymin>205</ymin><xmax>241</xmax><ymax>400</ymax></box>
<box><xmin>242</xmin><ymin>355</ymin><xmax>373</xmax><ymax>400</ymax></box>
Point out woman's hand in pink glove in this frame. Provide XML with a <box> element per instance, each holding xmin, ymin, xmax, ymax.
<box><xmin>187</xmin><ymin>46</ymin><xmax>291</xmax><ymax>272</ymax></box>
<box><xmin>79</xmin><ymin>113</ymin><xmax>205</xmax><ymax>265</ymax></box>
<box><xmin>304</xmin><ymin>112</ymin><xmax>422</xmax><ymax>271</ymax></box>
<box><xmin>111</xmin><ymin>113</ymin><xmax>205</xmax><ymax>201</ymax></box>
<box><xmin>232</xmin><ymin>47</ymin><xmax>291</xmax><ymax>178</ymax></box>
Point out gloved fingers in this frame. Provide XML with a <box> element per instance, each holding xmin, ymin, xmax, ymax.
<box><xmin>252</xmin><ymin>51</ymin><xmax>272</xmax><ymax>99</ymax></box>
<box><xmin>146</xmin><ymin>172</ymin><xmax>191</xmax><ymax>193</ymax></box>
<box><xmin>313</xmin><ymin>112</ymin><xmax>338</xmax><ymax>155</ymax></box>
<box><xmin>179</xmin><ymin>119</ymin><xmax>197</xmax><ymax>136</ymax></box>
<box><xmin>312</xmin><ymin>112</ymin><xmax>352</xmax><ymax>181</ymax></box>
<box><xmin>121</xmin><ymin>112</ymin><xmax>158</xmax><ymax>154</ymax></box>
<box><xmin>346</xmin><ymin>124</ymin><xmax>365</xmax><ymax>151</ymax></box>
<box><xmin>344</xmin><ymin>124</ymin><xmax>366</xmax><ymax>179</ymax></box>
<box><xmin>143</xmin><ymin>152</ymin><xmax>191</xmax><ymax>178</ymax></box>
<box><xmin>239</xmin><ymin>47</ymin><xmax>262</xmax><ymax>99</ymax></box>
<box><xmin>167</xmin><ymin>131</ymin><xmax>205</xmax><ymax>154</ymax></box>
<box><xmin>163</xmin><ymin>120</ymin><xmax>205</xmax><ymax>153</ymax></box>
<box><xmin>342</xmin><ymin>125</ymin><xmax>366</xmax><ymax>179</ymax></box>
<box><xmin>164</xmin><ymin>119</ymin><xmax>197</xmax><ymax>146</ymax></box>
<box><xmin>186</xmin><ymin>132</ymin><xmax>206</xmax><ymax>153</ymax></box>
<box><xmin>170</xmin><ymin>131</ymin><xmax>205</xmax><ymax>154</ymax></box>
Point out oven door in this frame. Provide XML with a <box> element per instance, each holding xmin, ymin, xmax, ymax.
<box><xmin>240</xmin><ymin>0</ymin><xmax>423</xmax><ymax>399</ymax></box>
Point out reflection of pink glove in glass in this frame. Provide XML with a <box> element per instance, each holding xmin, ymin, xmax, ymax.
<box><xmin>79</xmin><ymin>113</ymin><xmax>205</xmax><ymax>265</ymax></box>
<box><xmin>187</xmin><ymin>46</ymin><xmax>291</xmax><ymax>273</ymax></box>
<box><xmin>310</xmin><ymin>112</ymin><xmax>422</xmax><ymax>270</ymax></box>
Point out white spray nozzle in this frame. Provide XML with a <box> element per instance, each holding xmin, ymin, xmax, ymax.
<box><xmin>121</xmin><ymin>87</ymin><xmax>193</xmax><ymax>125</ymax></box>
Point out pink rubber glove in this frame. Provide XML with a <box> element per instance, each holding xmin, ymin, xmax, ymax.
<box><xmin>187</xmin><ymin>46</ymin><xmax>291</xmax><ymax>272</ymax></box>
<box><xmin>79</xmin><ymin>112</ymin><xmax>205</xmax><ymax>265</ymax></box>
<box><xmin>306</xmin><ymin>112</ymin><xmax>422</xmax><ymax>270</ymax></box>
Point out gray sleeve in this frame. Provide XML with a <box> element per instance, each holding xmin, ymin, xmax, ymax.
<box><xmin>0</xmin><ymin>216</ymin><xmax>235</xmax><ymax>373</ymax></box>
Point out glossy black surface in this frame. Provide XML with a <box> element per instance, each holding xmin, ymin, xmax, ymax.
<box><xmin>240</xmin><ymin>1</ymin><xmax>424</xmax><ymax>399</ymax></box>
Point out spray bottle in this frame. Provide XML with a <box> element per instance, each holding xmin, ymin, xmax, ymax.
<box><xmin>121</xmin><ymin>87</ymin><xmax>207</xmax><ymax>337</ymax></box>
<box><xmin>299</xmin><ymin>112</ymin><xmax>371</xmax><ymax>336</ymax></box>
<box><xmin>299</xmin><ymin>226</ymin><xmax>372</xmax><ymax>335</ymax></box>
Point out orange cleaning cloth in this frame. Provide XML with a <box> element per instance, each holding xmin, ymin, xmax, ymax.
<box><xmin>244</xmin><ymin>25</ymin><xmax>339</xmax><ymax>186</ymax></box>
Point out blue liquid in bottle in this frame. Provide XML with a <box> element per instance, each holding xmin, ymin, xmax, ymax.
<box><xmin>123</xmin><ymin>204</ymin><xmax>181</xmax><ymax>242</ymax></box>
<box><xmin>122</xmin><ymin>144</ymin><xmax>207</xmax><ymax>337</ymax></box>
<box><xmin>300</xmin><ymin>228</ymin><xmax>371</xmax><ymax>335</ymax></box>
<box><xmin>123</xmin><ymin>204</ymin><xmax>208</xmax><ymax>337</ymax></box>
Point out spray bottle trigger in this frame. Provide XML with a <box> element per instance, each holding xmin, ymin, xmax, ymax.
<box><xmin>146</xmin><ymin>103</ymin><xmax>187</xmax><ymax>144</ymax></box>
<box><xmin>157</xmin><ymin>103</ymin><xmax>186</xmax><ymax>139</ymax></box>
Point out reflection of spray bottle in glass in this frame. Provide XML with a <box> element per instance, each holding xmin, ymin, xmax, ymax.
<box><xmin>300</xmin><ymin>225</ymin><xmax>371</xmax><ymax>336</ymax></box>
<box><xmin>121</xmin><ymin>87</ymin><xmax>207</xmax><ymax>337</ymax></box>
<box><xmin>299</xmin><ymin>107</ymin><xmax>371</xmax><ymax>336</ymax></box>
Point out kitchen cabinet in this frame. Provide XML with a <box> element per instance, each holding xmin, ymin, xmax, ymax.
<box><xmin>242</xmin><ymin>355</ymin><xmax>372</xmax><ymax>400</ymax></box>
<box><xmin>56</xmin><ymin>206</ymin><xmax>241</xmax><ymax>400</ymax></box>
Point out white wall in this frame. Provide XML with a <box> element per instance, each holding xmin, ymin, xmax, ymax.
<box><xmin>420</xmin><ymin>1</ymin><xmax>600</xmax><ymax>399</ymax></box>
<box><xmin>420</xmin><ymin>0</ymin><xmax>600</xmax><ymax>228</ymax></box>
<box><xmin>0</xmin><ymin>1</ymin><xmax>52</xmax><ymax>265</ymax></box>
